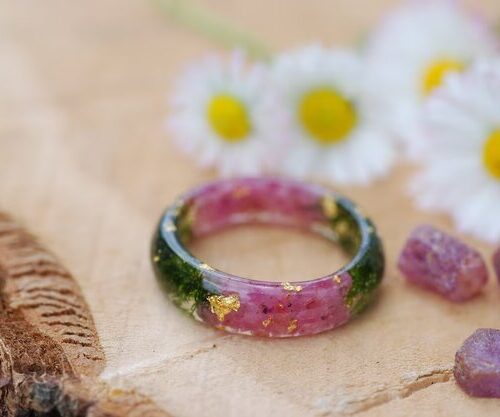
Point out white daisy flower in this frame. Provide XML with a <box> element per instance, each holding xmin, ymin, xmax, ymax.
<box><xmin>272</xmin><ymin>45</ymin><xmax>396</xmax><ymax>185</ymax></box>
<box><xmin>167</xmin><ymin>52</ymin><xmax>282</xmax><ymax>177</ymax></box>
<box><xmin>365</xmin><ymin>0</ymin><xmax>498</xmax><ymax>156</ymax></box>
<box><xmin>411</xmin><ymin>58</ymin><xmax>500</xmax><ymax>243</ymax></box>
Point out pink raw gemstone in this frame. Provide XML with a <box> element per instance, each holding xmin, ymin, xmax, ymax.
<box><xmin>398</xmin><ymin>225</ymin><xmax>488</xmax><ymax>302</ymax></box>
<box><xmin>455</xmin><ymin>328</ymin><xmax>500</xmax><ymax>398</ymax></box>
<box><xmin>493</xmin><ymin>248</ymin><xmax>500</xmax><ymax>284</ymax></box>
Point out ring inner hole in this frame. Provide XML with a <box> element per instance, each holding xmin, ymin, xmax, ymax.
<box><xmin>175</xmin><ymin>181</ymin><xmax>362</xmax><ymax>282</ymax></box>
<box><xmin>188</xmin><ymin>224</ymin><xmax>350</xmax><ymax>282</ymax></box>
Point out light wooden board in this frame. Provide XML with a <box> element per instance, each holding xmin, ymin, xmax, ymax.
<box><xmin>1</xmin><ymin>0</ymin><xmax>500</xmax><ymax>415</ymax></box>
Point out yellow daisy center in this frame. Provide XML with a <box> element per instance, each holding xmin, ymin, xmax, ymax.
<box><xmin>422</xmin><ymin>59</ymin><xmax>465</xmax><ymax>95</ymax></box>
<box><xmin>207</xmin><ymin>94</ymin><xmax>251</xmax><ymax>142</ymax></box>
<box><xmin>483</xmin><ymin>130</ymin><xmax>500</xmax><ymax>180</ymax></box>
<box><xmin>298</xmin><ymin>88</ymin><xmax>357</xmax><ymax>145</ymax></box>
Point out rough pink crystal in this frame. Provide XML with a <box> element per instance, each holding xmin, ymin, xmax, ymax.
<box><xmin>455</xmin><ymin>328</ymin><xmax>500</xmax><ymax>398</ymax></box>
<box><xmin>398</xmin><ymin>225</ymin><xmax>488</xmax><ymax>302</ymax></box>
<box><xmin>493</xmin><ymin>248</ymin><xmax>500</xmax><ymax>284</ymax></box>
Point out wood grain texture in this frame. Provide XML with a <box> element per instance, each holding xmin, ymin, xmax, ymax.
<box><xmin>0</xmin><ymin>213</ymin><xmax>105</xmax><ymax>377</ymax></box>
<box><xmin>0</xmin><ymin>214</ymin><xmax>170</xmax><ymax>416</ymax></box>
<box><xmin>0</xmin><ymin>0</ymin><xmax>499</xmax><ymax>416</ymax></box>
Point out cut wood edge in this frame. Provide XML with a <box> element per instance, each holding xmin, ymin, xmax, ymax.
<box><xmin>0</xmin><ymin>212</ymin><xmax>171</xmax><ymax>416</ymax></box>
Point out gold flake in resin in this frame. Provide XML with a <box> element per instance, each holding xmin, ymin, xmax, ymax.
<box><xmin>262</xmin><ymin>317</ymin><xmax>272</xmax><ymax>328</ymax></box>
<box><xmin>185</xmin><ymin>205</ymin><xmax>197</xmax><ymax>226</ymax></box>
<box><xmin>199</xmin><ymin>263</ymin><xmax>215</xmax><ymax>271</ymax></box>
<box><xmin>208</xmin><ymin>294</ymin><xmax>240</xmax><ymax>321</ymax></box>
<box><xmin>346</xmin><ymin>293</ymin><xmax>362</xmax><ymax>309</ymax></box>
<box><xmin>287</xmin><ymin>319</ymin><xmax>298</xmax><ymax>333</ymax></box>
<box><xmin>332</xmin><ymin>275</ymin><xmax>342</xmax><ymax>284</ymax></box>
<box><xmin>335</xmin><ymin>220</ymin><xmax>349</xmax><ymax>236</ymax></box>
<box><xmin>110</xmin><ymin>388</ymin><xmax>126</xmax><ymax>398</ymax></box>
<box><xmin>321</xmin><ymin>196</ymin><xmax>338</xmax><ymax>218</ymax></box>
<box><xmin>281</xmin><ymin>282</ymin><xmax>303</xmax><ymax>292</ymax></box>
<box><xmin>172</xmin><ymin>200</ymin><xmax>184</xmax><ymax>216</ymax></box>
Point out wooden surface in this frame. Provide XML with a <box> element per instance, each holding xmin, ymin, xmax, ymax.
<box><xmin>1</xmin><ymin>1</ymin><xmax>500</xmax><ymax>416</ymax></box>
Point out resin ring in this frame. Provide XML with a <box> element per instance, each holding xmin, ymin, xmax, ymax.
<box><xmin>151</xmin><ymin>178</ymin><xmax>384</xmax><ymax>337</ymax></box>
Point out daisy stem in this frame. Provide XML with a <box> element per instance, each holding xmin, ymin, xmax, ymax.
<box><xmin>154</xmin><ymin>0</ymin><xmax>273</xmax><ymax>61</ymax></box>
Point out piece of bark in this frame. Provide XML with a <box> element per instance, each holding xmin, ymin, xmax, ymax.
<box><xmin>0</xmin><ymin>213</ymin><xmax>105</xmax><ymax>377</ymax></box>
<box><xmin>0</xmin><ymin>213</ymin><xmax>170</xmax><ymax>417</ymax></box>
<box><xmin>11</xmin><ymin>375</ymin><xmax>170</xmax><ymax>417</ymax></box>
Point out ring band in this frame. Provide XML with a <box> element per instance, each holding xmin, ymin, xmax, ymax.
<box><xmin>151</xmin><ymin>177</ymin><xmax>384</xmax><ymax>337</ymax></box>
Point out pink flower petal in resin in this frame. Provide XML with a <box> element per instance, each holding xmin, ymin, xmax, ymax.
<box><xmin>398</xmin><ymin>225</ymin><xmax>488</xmax><ymax>302</ymax></box>
<box><xmin>455</xmin><ymin>328</ymin><xmax>500</xmax><ymax>398</ymax></box>
<box><xmin>197</xmin><ymin>272</ymin><xmax>353</xmax><ymax>337</ymax></box>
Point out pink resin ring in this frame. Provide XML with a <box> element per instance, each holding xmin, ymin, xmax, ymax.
<box><xmin>151</xmin><ymin>178</ymin><xmax>384</xmax><ymax>337</ymax></box>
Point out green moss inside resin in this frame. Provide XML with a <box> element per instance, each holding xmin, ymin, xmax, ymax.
<box><xmin>322</xmin><ymin>199</ymin><xmax>384</xmax><ymax>315</ymax></box>
<box><xmin>152</xmin><ymin>230</ymin><xmax>209</xmax><ymax>313</ymax></box>
<box><xmin>176</xmin><ymin>202</ymin><xmax>195</xmax><ymax>244</ymax></box>
<box><xmin>346</xmin><ymin>223</ymin><xmax>384</xmax><ymax>315</ymax></box>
